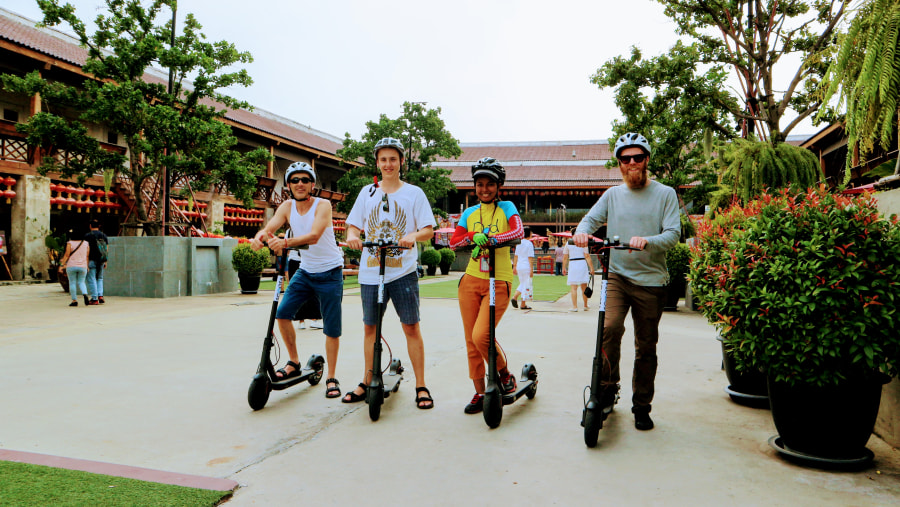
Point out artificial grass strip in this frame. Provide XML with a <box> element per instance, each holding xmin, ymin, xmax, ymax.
<box><xmin>0</xmin><ymin>461</ymin><xmax>228</xmax><ymax>507</ymax></box>
<box><xmin>258</xmin><ymin>275</ymin><xmax>359</xmax><ymax>292</ymax></box>
<box><xmin>418</xmin><ymin>274</ymin><xmax>571</xmax><ymax>301</ymax></box>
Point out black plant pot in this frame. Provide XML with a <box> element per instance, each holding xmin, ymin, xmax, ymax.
<box><xmin>425</xmin><ymin>265</ymin><xmax>437</xmax><ymax>277</ymax></box>
<box><xmin>238</xmin><ymin>273</ymin><xmax>262</xmax><ymax>294</ymax></box>
<box><xmin>439</xmin><ymin>263</ymin><xmax>450</xmax><ymax>275</ymax></box>
<box><xmin>663</xmin><ymin>280</ymin><xmax>685</xmax><ymax>311</ymax></box>
<box><xmin>718</xmin><ymin>336</ymin><xmax>768</xmax><ymax>407</ymax></box>
<box><xmin>768</xmin><ymin>373</ymin><xmax>888</xmax><ymax>465</ymax></box>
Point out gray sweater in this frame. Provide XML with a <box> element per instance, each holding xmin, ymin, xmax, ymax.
<box><xmin>575</xmin><ymin>180</ymin><xmax>681</xmax><ymax>286</ymax></box>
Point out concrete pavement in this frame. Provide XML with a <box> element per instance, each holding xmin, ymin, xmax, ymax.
<box><xmin>1</xmin><ymin>278</ymin><xmax>899</xmax><ymax>506</ymax></box>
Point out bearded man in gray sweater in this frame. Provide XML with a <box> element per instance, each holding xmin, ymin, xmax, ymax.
<box><xmin>573</xmin><ymin>133</ymin><xmax>681</xmax><ymax>431</ymax></box>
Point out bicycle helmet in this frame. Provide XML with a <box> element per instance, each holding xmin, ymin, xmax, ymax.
<box><xmin>284</xmin><ymin>161</ymin><xmax>316</xmax><ymax>185</ymax></box>
<box><xmin>471</xmin><ymin>157</ymin><xmax>506</xmax><ymax>185</ymax></box>
<box><xmin>613</xmin><ymin>133</ymin><xmax>652</xmax><ymax>158</ymax></box>
<box><xmin>373</xmin><ymin>137</ymin><xmax>405</xmax><ymax>160</ymax></box>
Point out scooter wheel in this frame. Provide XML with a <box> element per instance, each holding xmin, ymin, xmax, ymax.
<box><xmin>367</xmin><ymin>387</ymin><xmax>383</xmax><ymax>421</ymax></box>
<box><xmin>248</xmin><ymin>375</ymin><xmax>271</xmax><ymax>411</ymax></box>
<box><xmin>523</xmin><ymin>364</ymin><xmax>538</xmax><ymax>399</ymax></box>
<box><xmin>583</xmin><ymin>408</ymin><xmax>601</xmax><ymax>448</ymax></box>
<box><xmin>483</xmin><ymin>391</ymin><xmax>503</xmax><ymax>429</ymax></box>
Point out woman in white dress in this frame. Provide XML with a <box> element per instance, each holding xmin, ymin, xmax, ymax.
<box><xmin>512</xmin><ymin>227</ymin><xmax>535</xmax><ymax>310</ymax></box>
<box><xmin>563</xmin><ymin>236</ymin><xmax>594</xmax><ymax>311</ymax></box>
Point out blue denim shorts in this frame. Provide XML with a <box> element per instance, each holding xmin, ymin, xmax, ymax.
<box><xmin>360</xmin><ymin>271</ymin><xmax>420</xmax><ymax>326</ymax></box>
<box><xmin>276</xmin><ymin>266</ymin><xmax>343</xmax><ymax>337</ymax></box>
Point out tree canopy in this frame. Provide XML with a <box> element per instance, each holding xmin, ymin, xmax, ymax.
<box><xmin>1</xmin><ymin>0</ymin><xmax>271</xmax><ymax>235</ymax></box>
<box><xmin>655</xmin><ymin>0</ymin><xmax>848</xmax><ymax>144</ymax></box>
<box><xmin>592</xmin><ymin>41</ymin><xmax>737</xmax><ymax>213</ymax></box>
<box><xmin>336</xmin><ymin>101</ymin><xmax>461</xmax><ymax>216</ymax></box>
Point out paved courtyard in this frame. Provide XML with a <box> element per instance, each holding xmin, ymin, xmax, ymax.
<box><xmin>1</xmin><ymin>280</ymin><xmax>899</xmax><ymax>506</ymax></box>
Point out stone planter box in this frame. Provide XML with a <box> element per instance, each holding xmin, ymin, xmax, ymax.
<box><xmin>105</xmin><ymin>237</ymin><xmax>239</xmax><ymax>298</ymax></box>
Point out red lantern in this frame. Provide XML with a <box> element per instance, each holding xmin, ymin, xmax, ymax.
<box><xmin>3</xmin><ymin>189</ymin><xmax>15</xmax><ymax>203</ymax></box>
<box><xmin>4</xmin><ymin>176</ymin><xmax>15</xmax><ymax>187</ymax></box>
<box><xmin>95</xmin><ymin>189</ymin><xmax>106</xmax><ymax>198</ymax></box>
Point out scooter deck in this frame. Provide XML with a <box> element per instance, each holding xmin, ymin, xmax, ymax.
<box><xmin>502</xmin><ymin>379</ymin><xmax>536</xmax><ymax>405</ymax></box>
<box><xmin>270</xmin><ymin>368</ymin><xmax>318</xmax><ymax>390</ymax></box>
<box><xmin>381</xmin><ymin>371</ymin><xmax>403</xmax><ymax>398</ymax></box>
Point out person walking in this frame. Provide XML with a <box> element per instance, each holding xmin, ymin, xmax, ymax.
<box><xmin>59</xmin><ymin>235</ymin><xmax>89</xmax><ymax>307</ymax></box>
<box><xmin>449</xmin><ymin>157</ymin><xmax>524</xmax><ymax>414</ymax></box>
<box><xmin>562</xmin><ymin>235</ymin><xmax>594</xmax><ymax>311</ymax></box>
<box><xmin>344</xmin><ymin>137</ymin><xmax>436</xmax><ymax>409</ymax></box>
<box><xmin>554</xmin><ymin>241</ymin><xmax>565</xmax><ymax>276</ymax></box>
<box><xmin>250</xmin><ymin>162</ymin><xmax>345</xmax><ymax>399</ymax></box>
<box><xmin>83</xmin><ymin>219</ymin><xmax>108</xmax><ymax>305</ymax></box>
<box><xmin>573</xmin><ymin>132</ymin><xmax>680</xmax><ymax>431</ymax></box>
<box><xmin>511</xmin><ymin>226</ymin><xmax>535</xmax><ymax>310</ymax></box>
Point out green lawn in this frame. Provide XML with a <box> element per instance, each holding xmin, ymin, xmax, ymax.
<box><xmin>0</xmin><ymin>461</ymin><xmax>227</xmax><ymax>507</ymax></box>
<box><xmin>418</xmin><ymin>273</ymin><xmax>571</xmax><ymax>301</ymax></box>
<box><xmin>259</xmin><ymin>275</ymin><xmax>359</xmax><ymax>292</ymax></box>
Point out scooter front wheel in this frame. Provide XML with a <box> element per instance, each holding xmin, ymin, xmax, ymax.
<box><xmin>367</xmin><ymin>386</ymin><xmax>383</xmax><ymax>421</ymax></box>
<box><xmin>483</xmin><ymin>391</ymin><xmax>503</xmax><ymax>428</ymax></box>
<box><xmin>248</xmin><ymin>374</ymin><xmax>271</xmax><ymax>411</ymax></box>
<box><xmin>583</xmin><ymin>407</ymin><xmax>601</xmax><ymax>448</ymax></box>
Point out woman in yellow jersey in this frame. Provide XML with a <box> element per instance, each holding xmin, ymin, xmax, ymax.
<box><xmin>450</xmin><ymin>157</ymin><xmax>525</xmax><ymax>414</ymax></box>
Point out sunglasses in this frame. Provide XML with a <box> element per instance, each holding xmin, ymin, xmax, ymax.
<box><xmin>381</xmin><ymin>193</ymin><xmax>390</xmax><ymax>213</ymax></box>
<box><xmin>289</xmin><ymin>177</ymin><xmax>313</xmax><ymax>184</ymax></box>
<box><xmin>617</xmin><ymin>154</ymin><xmax>648</xmax><ymax>164</ymax></box>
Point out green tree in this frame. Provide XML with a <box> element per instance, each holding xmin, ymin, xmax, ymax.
<box><xmin>657</xmin><ymin>0</ymin><xmax>848</xmax><ymax>144</ymax></box>
<box><xmin>1</xmin><ymin>0</ymin><xmax>271</xmax><ymax>235</ymax></box>
<box><xmin>592</xmin><ymin>41</ymin><xmax>738</xmax><ymax>213</ymax></box>
<box><xmin>819</xmin><ymin>0</ymin><xmax>900</xmax><ymax>182</ymax></box>
<box><xmin>336</xmin><ymin>101</ymin><xmax>461</xmax><ymax>216</ymax></box>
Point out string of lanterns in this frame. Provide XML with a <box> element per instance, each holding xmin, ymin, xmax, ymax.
<box><xmin>171</xmin><ymin>199</ymin><xmax>208</xmax><ymax>221</ymax></box>
<box><xmin>48</xmin><ymin>183</ymin><xmax>121</xmax><ymax>213</ymax></box>
<box><xmin>2</xmin><ymin>176</ymin><xmax>16</xmax><ymax>203</ymax></box>
<box><xmin>223</xmin><ymin>206</ymin><xmax>264</xmax><ymax>225</ymax></box>
<box><xmin>467</xmin><ymin>189</ymin><xmax>603</xmax><ymax>197</ymax></box>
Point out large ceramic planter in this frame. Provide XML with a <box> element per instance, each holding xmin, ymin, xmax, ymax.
<box><xmin>767</xmin><ymin>373</ymin><xmax>889</xmax><ymax>468</ymax></box>
<box><xmin>439</xmin><ymin>263</ymin><xmax>451</xmax><ymax>275</ymax></box>
<box><xmin>718</xmin><ymin>335</ymin><xmax>768</xmax><ymax>407</ymax></box>
<box><xmin>238</xmin><ymin>273</ymin><xmax>262</xmax><ymax>294</ymax></box>
<box><xmin>425</xmin><ymin>265</ymin><xmax>437</xmax><ymax>277</ymax></box>
<box><xmin>663</xmin><ymin>280</ymin><xmax>685</xmax><ymax>311</ymax></box>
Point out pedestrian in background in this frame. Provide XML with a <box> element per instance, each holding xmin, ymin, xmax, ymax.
<box><xmin>84</xmin><ymin>219</ymin><xmax>108</xmax><ymax>305</ymax></box>
<box><xmin>59</xmin><ymin>234</ymin><xmax>89</xmax><ymax>307</ymax></box>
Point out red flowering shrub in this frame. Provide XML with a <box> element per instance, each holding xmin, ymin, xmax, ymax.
<box><xmin>690</xmin><ymin>186</ymin><xmax>900</xmax><ymax>387</ymax></box>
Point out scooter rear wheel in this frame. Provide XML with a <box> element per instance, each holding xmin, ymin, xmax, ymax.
<box><xmin>523</xmin><ymin>364</ymin><xmax>538</xmax><ymax>399</ymax></box>
<box><xmin>248</xmin><ymin>374</ymin><xmax>271</xmax><ymax>411</ymax></box>
<box><xmin>307</xmin><ymin>355</ymin><xmax>325</xmax><ymax>385</ymax></box>
<box><xmin>583</xmin><ymin>408</ymin><xmax>601</xmax><ymax>448</ymax></box>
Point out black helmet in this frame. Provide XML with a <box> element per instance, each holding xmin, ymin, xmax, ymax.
<box><xmin>471</xmin><ymin>157</ymin><xmax>506</xmax><ymax>185</ymax></box>
<box><xmin>373</xmin><ymin>137</ymin><xmax>405</xmax><ymax>160</ymax></box>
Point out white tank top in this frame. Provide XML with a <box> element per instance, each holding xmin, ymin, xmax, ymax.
<box><xmin>288</xmin><ymin>198</ymin><xmax>344</xmax><ymax>274</ymax></box>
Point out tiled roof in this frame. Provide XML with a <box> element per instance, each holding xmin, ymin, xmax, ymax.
<box><xmin>438</xmin><ymin>140</ymin><xmax>613</xmax><ymax>163</ymax></box>
<box><xmin>0</xmin><ymin>7</ymin><xmax>345</xmax><ymax>158</ymax></box>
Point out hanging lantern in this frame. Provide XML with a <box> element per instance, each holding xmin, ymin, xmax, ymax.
<box><xmin>3</xmin><ymin>189</ymin><xmax>15</xmax><ymax>203</ymax></box>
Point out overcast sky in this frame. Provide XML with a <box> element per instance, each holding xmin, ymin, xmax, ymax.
<box><xmin>5</xmin><ymin>0</ymin><xmax>818</xmax><ymax>144</ymax></box>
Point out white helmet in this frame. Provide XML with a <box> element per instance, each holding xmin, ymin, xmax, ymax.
<box><xmin>373</xmin><ymin>137</ymin><xmax>405</xmax><ymax>159</ymax></box>
<box><xmin>613</xmin><ymin>133</ymin><xmax>652</xmax><ymax>158</ymax></box>
<box><xmin>285</xmin><ymin>161</ymin><xmax>316</xmax><ymax>185</ymax></box>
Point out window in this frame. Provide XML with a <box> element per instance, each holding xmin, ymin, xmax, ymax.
<box><xmin>2</xmin><ymin>109</ymin><xmax>19</xmax><ymax>122</ymax></box>
<box><xmin>107</xmin><ymin>131</ymin><xmax>119</xmax><ymax>145</ymax></box>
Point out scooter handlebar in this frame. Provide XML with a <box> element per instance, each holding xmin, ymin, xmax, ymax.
<box><xmin>587</xmin><ymin>236</ymin><xmax>640</xmax><ymax>251</ymax></box>
<box><xmin>361</xmin><ymin>241</ymin><xmax>411</xmax><ymax>250</ymax></box>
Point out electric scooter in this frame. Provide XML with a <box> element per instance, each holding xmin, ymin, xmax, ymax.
<box><xmin>248</xmin><ymin>238</ymin><xmax>324</xmax><ymax>411</ymax></box>
<box><xmin>471</xmin><ymin>238</ymin><xmax>538</xmax><ymax>429</ymax></box>
<box><xmin>362</xmin><ymin>239</ymin><xmax>405</xmax><ymax>422</ymax></box>
<box><xmin>581</xmin><ymin>236</ymin><xmax>640</xmax><ymax>447</ymax></box>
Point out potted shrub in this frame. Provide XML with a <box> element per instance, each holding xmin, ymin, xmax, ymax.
<box><xmin>231</xmin><ymin>243</ymin><xmax>271</xmax><ymax>294</ymax></box>
<box><xmin>695</xmin><ymin>187</ymin><xmax>900</xmax><ymax>465</ymax></box>
<box><xmin>663</xmin><ymin>243</ymin><xmax>690</xmax><ymax>311</ymax></box>
<box><xmin>420</xmin><ymin>248</ymin><xmax>441</xmax><ymax>277</ymax></box>
<box><xmin>45</xmin><ymin>232</ymin><xmax>68</xmax><ymax>291</ymax></box>
<box><xmin>690</xmin><ymin>204</ymin><xmax>768</xmax><ymax>404</ymax></box>
<box><xmin>439</xmin><ymin>247</ymin><xmax>456</xmax><ymax>275</ymax></box>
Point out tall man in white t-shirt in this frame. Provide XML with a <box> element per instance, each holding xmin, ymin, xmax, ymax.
<box><xmin>250</xmin><ymin>162</ymin><xmax>346</xmax><ymax>399</ymax></box>
<box><xmin>344</xmin><ymin>138</ymin><xmax>436</xmax><ymax>409</ymax></box>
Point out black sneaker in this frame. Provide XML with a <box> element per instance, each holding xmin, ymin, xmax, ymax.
<box><xmin>69</xmin><ymin>301</ymin><xmax>78</xmax><ymax>307</ymax></box>
<box><xmin>634</xmin><ymin>411</ymin><xmax>654</xmax><ymax>431</ymax></box>
<box><xmin>500</xmin><ymin>373</ymin><xmax>517</xmax><ymax>394</ymax></box>
<box><xmin>464</xmin><ymin>393</ymin><xmax>484</xmax><ymax>414</ymax></box>
<box><xmin>83</xmin><ymin>295</ymin><xmax>89</xmax><ymax>306</ymax></box>
<box><xmin>98</xmin><ymin>296</ymin><xmax>105</xmax><ymax>304</ymax></box>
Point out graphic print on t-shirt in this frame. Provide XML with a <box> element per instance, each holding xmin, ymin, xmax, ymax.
<box><xmin>365</xmin><ymin>200</ymin><xmax>407</xmax><ymax>268</ymax></box>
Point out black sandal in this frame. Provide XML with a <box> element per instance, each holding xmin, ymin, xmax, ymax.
<box><xmin>275</xmin><ymin>361</ymin><xmax>301</xmax><ymax>380</ymax></box>
<box><xmin>415</xmin><ymin>387</ymin><xmax>434</xmax><ymax>410</ymax></box>
<box><xmin>325</xmin><ymin>378</ymin><xmax>341</xmax><ymax>398</ymax></box>
<box><xmin>342</xmin><ymin>383</ymin><xmax>367</xmax><ymax>403</ymax></box>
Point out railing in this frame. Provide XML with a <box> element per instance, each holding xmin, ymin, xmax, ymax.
<box><xmin>0</xmin><ymin>121</ymin><xmax>28</xmax><ymax>163</ymax></box>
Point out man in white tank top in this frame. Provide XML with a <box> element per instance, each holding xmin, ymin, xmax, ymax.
<box><xmin>251</xmin><ymin>162</ymin><xmax>346</xmax><ymax>399</ymax></box>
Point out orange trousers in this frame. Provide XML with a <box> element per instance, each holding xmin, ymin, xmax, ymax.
<box><xmin>458</xmin><ymin>274</ymin><xmax>510</xmax><ymax>380</ymax></box>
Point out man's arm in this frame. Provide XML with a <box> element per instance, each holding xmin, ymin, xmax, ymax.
<box><xmin>250</xmin><ymin>201</ymin><xmax>290</xmax><ymax>252</ymax></box>
<box><xmin>575</xmin><ymin>194</ymin><xmax>608</xmax><ymax>247</ymax></box>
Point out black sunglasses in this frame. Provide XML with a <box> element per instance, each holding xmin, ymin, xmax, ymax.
<box><xmin>617</xmin><ymin>154</ymin><xmax>648</xmax><ymax>164</ymax></box>
<box><xmin>289</xmin><ymin>177</ymin><xmax>313</xmax><ymax>184</ymax></box>
<box><xmin>381</xmin><ymin>193</ymin><xmax>390</xmax><ymax>213</ymax></box>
